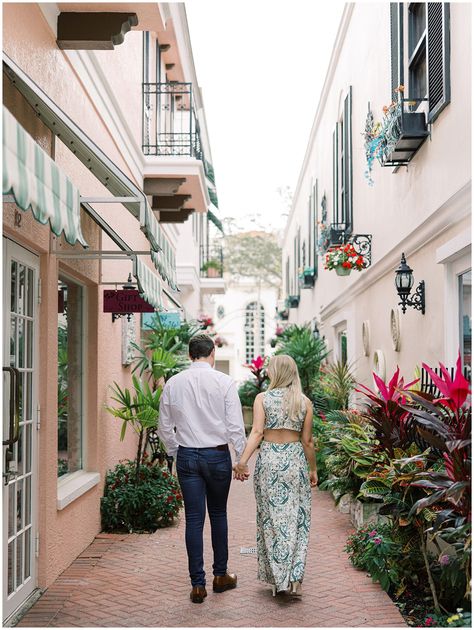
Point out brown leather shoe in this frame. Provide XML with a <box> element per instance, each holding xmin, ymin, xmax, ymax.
<box><xmin>190</xmin><ymin>585</ymin><xmax>207</xmax><ymax>603</ymax></box>
<box><xmin>212</xmin><ymin>573</ymin><xmax>237</xmax><ymax>593</ymax></box>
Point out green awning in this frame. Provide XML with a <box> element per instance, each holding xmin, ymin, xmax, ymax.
<box><xmin>2</xmin><ymin>106</ymin><xmax>87</xmax><ymax>247</ymax></box>
<box><xmin>134</xmin><ymin>257</ymin><xmax>163</xmax><ymax>311</ymax></box>
<box><xmin>208</xmin><ymin>186</ymin><xmax>218</xmax><ymax>209</ymax></box>
<box><xmin>208</xmin><ymin>208</ymin><xmax>224</xmax><ymax>234</ymax></box>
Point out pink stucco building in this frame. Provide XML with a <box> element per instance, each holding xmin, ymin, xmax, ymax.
<box><xmin>2</xmin><ymin>3</ymin><xmax>224</xmax><ymax>622</ymax></box>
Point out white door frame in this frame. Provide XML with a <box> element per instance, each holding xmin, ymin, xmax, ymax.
<box><xmin>2</xmin><ymin>237</ymin><xmax>40</xmax><ymax>622</ymax></box>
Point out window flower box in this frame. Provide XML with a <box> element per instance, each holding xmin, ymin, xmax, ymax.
<box><xmin>285</xmin><ymin>295</ymin><xmax>300</xmax><ymax>309</ymax></box>
<box><xmin>298</xmin><ymin>267</ymin><xmax>316</xmax><ymax>289</ymax></box>
<box><xmin>364</xmin><ymin>87</ymin><xmax>429</xmax><ymax>183</ymax></box>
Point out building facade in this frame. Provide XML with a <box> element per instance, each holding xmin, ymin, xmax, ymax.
<box><xmin>281</xmin><ymin>2</ymin><xmax>471</xmax><ymax>388</ymax></box>
<box><xmin>211</xmin><ymin>275</ymin><xmax>279</xmax><ymax>383</ymax></box>
<box><xmin>2</xmin><ymin>3</ymin><xmax>222</xmax><ymax>622</ymax></box>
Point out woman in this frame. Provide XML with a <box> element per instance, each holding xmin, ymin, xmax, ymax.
<box><xmin>234</xmin><ymin>355</ymin><xmax>317</xmax><ymax>597</ymax></box>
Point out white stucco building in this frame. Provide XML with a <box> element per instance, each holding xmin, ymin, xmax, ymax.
<box><xmin>211</xmin><ymin>275</ymin><xmax>279</xmax><ymax>382</ymax></box>
<box><xmin>281</xmin><ymin>2</ymin><xmax>471</xmax><ymax>386</ymax></box>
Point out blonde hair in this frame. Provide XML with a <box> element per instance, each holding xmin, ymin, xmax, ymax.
<box><xmin>267</xmin><ymin>355</ymin><xmax>305</xmax><ymax>421</ymax></box>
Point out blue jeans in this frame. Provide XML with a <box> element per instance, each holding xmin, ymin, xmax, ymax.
<box><xmin>176</xmin><ymin>446</ymin><xmax>232</xmax><ymax>587</ymax></box>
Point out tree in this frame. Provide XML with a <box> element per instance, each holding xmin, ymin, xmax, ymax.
<box><xmin>223</xmin><ymin>231</ymin><xmax>281</xmax><ymax>287</ymax></box>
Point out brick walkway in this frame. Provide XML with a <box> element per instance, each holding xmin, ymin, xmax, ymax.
<box><xmin>17</xmin><ymin>474</ymin><xmax>406</xmax><ymax>627</ymax></box>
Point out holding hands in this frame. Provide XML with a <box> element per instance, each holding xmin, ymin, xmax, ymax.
<box><xmin>233</xmin><ymin>461</ymin><xmax>250</xmax><ymax>481</ymax></box>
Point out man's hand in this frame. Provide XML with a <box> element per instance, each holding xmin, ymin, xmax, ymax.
<box><xmin>233</xmin><ymin>462</ymin><xmax>250</xmax><ymax>481</ymax></box>
<box><xmin>309</xmin><ymin>470</ymin><xmax>318</xmax><ymax>487</ymax></box>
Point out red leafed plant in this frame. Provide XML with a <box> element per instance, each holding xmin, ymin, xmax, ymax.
<box><xmin>245</xmin><ymin>355</ymin><xmax>267</xmax><ymax>390</ymax></box>
<box><xmin>401</xmin><ymin>355</ymin><xmax>471</xmax><ymax>520</ymax></box>
<box><xmin>356</xmin><ymin>367</ymin><xmax>419</xmax><ymax>457</ymax></box>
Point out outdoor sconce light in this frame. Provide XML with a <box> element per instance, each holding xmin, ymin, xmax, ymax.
<box><xmin>394</xmin><ymin>253</ymin><xmax>425</xmax><ymax>314</ymax></box>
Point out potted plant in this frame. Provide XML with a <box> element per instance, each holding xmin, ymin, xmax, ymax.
<box><xmin>325</xmin><ymin>243</ymin><xmax>365</xmax><ymax>276</ymax></box>
<box><xmin>298</xmin><ymin>266</ymin><xmax>316</xmax><ymax>288</ymax></box>
<box><xmin>201</xmin><ymin>259</ymin><xmax>223</xmax><ymax>278</ymax></box>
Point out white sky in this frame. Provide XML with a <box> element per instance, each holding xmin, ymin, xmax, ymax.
<box><xmin>185</xmin><ymin>0</ymin><xmax>345</xmax><ymax>232</ymax></box>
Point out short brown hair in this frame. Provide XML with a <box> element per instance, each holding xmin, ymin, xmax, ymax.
<box><xmin>189</xmin><ymin>333</ymin><xmax>215</xmax><ymax>360</ymax></box>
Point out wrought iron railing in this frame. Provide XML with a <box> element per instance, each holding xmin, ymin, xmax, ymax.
<box><xmin>328</xmin><ymin>223</ymin><xmax>373</xmax><ymax>268</ymax></box>
<box><xmin>142</xmin><ymin>82</ymin><xmax>203</xmax><ymax>158</ymax></box>
<box><xmin>420</xmin><ymin>365</ymin><xmax>471</xmax><ymax>398</ymax></box>
<box><xmin>200</xmin><ymin>244</ymin><xmax>224</xmax><ymax>279</ymax></box>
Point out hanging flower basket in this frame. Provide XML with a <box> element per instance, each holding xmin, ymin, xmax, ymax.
<box><xmin>335</xmin><ymin>265</ymin><xmax>352</xmax><ymax>277</ymax></box>
<box><xmin>324</xmin><ymin>244</ymin><xmax>365</xmax><ymax>275</ymax></box>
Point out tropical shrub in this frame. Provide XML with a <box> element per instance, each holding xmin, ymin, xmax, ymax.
<box><xmin>345</xmin><ymin>523</ymin><xmax>423</xmax><ymax>593</ymax></box>
<box><xmin>319</xmin><ymin>416</ymin><xmax>383</xmax><ymax>501</ymax></box>
<box><xmin>312</xmin><ymin>361</ymin><xmax>356</xmax><ymax>413</ymax></box>
<box><xmin>238</xmin><ymin>355</ymin><xmax>268</xmax><ymax>407</ymax></box>
<box><xmin>275</xmin><ymin>324</ymin><xmax>328</xmax><ymax>396</ymax></box>
<box><xmin>356</xmin><ymin>367</ymin><xmax>419</xmax><ymax>457</ymax></box>
<box><xmin>101</xmin><ymin>458</ymin><xmax>183</xmax><ymax>532</ymax></box>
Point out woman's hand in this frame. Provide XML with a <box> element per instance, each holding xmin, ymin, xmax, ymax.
<box><xmin>309</xmin><ymin>470</ymin><xmax>318</xmax><ymax>487</ymax></box>
<box><xmin>233</xmin><ymin>462</ymin><xmax>250</xmax><ymax>481</ymax></box>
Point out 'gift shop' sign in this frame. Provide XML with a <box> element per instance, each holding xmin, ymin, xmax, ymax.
<box><xmin>103</xmin><ymin>290</ymin><xmax>154</xmax><ymax>313</ymax></box>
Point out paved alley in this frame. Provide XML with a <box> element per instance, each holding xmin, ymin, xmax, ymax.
<box><xmin>17</xmin><ymin>477</ymin><xmax>406</xmax><ymax>628</ymax></box>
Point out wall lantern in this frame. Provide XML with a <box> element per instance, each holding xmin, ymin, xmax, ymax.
<box><xmin>394</xmin><ymin>253</ymin><xmax>425</xmax><ymax>314</ymax></box>
<box><xmin>112</xmin><ymin>274</ymin><xmax>135</xmax><ymax>322</ymax></box>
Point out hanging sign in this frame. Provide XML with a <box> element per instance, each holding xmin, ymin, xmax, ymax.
<box><xmin>103</xmin><ymin>289</ymin><xmax>155</xmax><ymax>313</ymax></box>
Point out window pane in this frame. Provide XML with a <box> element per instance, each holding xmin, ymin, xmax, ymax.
<box><xmin>27</xmin><ymin>268</ymin><xmax>34</xmax><ymax>317</ymax></box>
<box><xmin>16</xmin><ymin>532</ymin><xmax>23</xmax><ymax>588</ymax></box>
<box><xmin>25</xmin><ymin>528</ymin><xmax>31</xmax><ymax>579</ymax></box>
<box><xmin>459</xmin><ymin>271</ymin><xmax>472</xmax><ymax>371</ymax></box>
<box><xmin>411</xmin><ymin>51</ymin><xmax>427</xmax><ymax>99</ymax></box>
<box><xmin>16</xmin><ymin>479</ymin><xmax>23</xmax><ymax>532</ymax></box>
<box><xmin>11</xmin><ymin>261</ymin><xmax>17</xmax><ymax>313</ymax></box>
<box><xmin>9</xmin><ymin>483</ymin><xmax>15</xmax><ymax>538</ymax></box>
<box><xmin>410</xmin><ymin>2</ymin><xmax>426</xmax><ymax>53</ymax></box>
<box><xmin>58</xmin><ymin>280</ymin><xmax>83</xmax><ymax>477</ymax></box>
<box><xmin>8</xmin><ymin>542</ymin><xmax>14</xmax><ymax>595</ymax></box>
<box><xmin>18</xmin><ymin>264</ymin><xmax>26</xmax><ymax>316</ymax></box>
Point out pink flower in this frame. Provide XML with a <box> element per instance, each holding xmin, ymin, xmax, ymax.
<box><xmin>373</xmin><ymin>537</ymin><xmax>382</xmax><ymax>545</ymax></box>
<box><xmin>439</xmin><ymin>554</ymin><xmax>450</xmax><ymax>566</ymax></box>
<box><xmin>368</xmin><ymin>530</ymin><xmax>377</xmax><ymax>537</ymax></box>
<box><xmin>251</xmin><ymin>356</ymin><xmax>265</xmax><ymax>371</ymax></box>
<box><xmin>422</xmin><ymin>353</ymin><xmax>471</xmax><ymax>412</ymax></box>
<box><xmin>425</xmin><ymin>617</ymin><xmax>433</xmax><ymax>626</ymax></box>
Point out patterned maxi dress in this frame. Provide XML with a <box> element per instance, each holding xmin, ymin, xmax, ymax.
<box><xmin>253</xmin><ymin>388</ymin><xmax>312</xmax><ymax>592</ymax></box>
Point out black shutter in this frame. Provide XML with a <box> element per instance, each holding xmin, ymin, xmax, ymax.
<box><xmin>427</xmin><ymin>3</ymin><xmax>450</xmax><ymax>122</ymax></box>
<box><xmin>308</xmin><ymin>193</ymin><xmax>312</xmax><ymax>269</ymax></box>
<box><xmin>332</xmin><ymin>126</ymin><xmax>338</xmax><ymax>224</ymax></box>
<box><xmin>343</xmin><ymin>87</ymin><xmax>353</xmax><ymax>234</ymax></box>
<box><xmin>390</xmin><ymin>3</ymin><xmax>404</xmax><ymax>97</ymax></box>
<box><xmin>313</xmin><ymin>180</ymin><xmax>318</xmax><ymax>279</ymax></box>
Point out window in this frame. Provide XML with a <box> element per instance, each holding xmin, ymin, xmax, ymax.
<box><xmin>57</xmin><ymin>278</ymin><xmax>84</xmax><ymax>477</ymax></box>
<box><xmin>408</xmin><ymin>3</ymin><xmax>427</xmax><ymax>99</ymax></box>
<box><xmin>311</xmin><ymin>180</ymin><xmax>318</xmax><ymax>278</ymax></box>
<box><xmin>332</xmin><ymin>88</ymin><xmax>353</xmax><ymax>236</ymax></box>
<box><xmin>459</xmin><ymin>270</ymin><xmax>471</xmax><ymax>371</ymax></box>
<box><xmin>244</xmin><ymin>302</ymin><xmax>265</xmax><ymax>364</ymax></box>
<box><xmin>338</xmin><ymin>329</ymin><xmax>348</xmax><ymax>364</ymax></box>
<box><xmin>285</xmin><ymin>257</ymin><xmax>290</xmax><ymax>296</ymax></box>
<box><xmin>391</xmin><ymin>3</ymin><xmax>450</xmax><ymax>122</ymax></box>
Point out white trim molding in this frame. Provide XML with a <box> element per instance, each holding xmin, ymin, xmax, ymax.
<box><xmin>57</xmin><ymin>471</ymin><xmax>100</xmax><ymax>511</ymax></box>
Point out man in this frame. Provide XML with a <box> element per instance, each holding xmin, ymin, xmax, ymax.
<box><xmin>158</xmin><ymin>333</ymin><xmax>247</xmax><ymax>604</ymax></box>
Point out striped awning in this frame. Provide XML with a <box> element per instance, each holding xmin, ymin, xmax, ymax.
<box><xmin>134</xmin><ymin>257</ymin><xmax>163</xmax><ymax>311</ymax></box>
<box><xmin>2</xmin><ymin>106</ymin><xmax>87</xmax><ymax>247</ymax></box>
<box><xmin>143</xmin><ymin>203</ymin><xmax>179</xmax><ymax>291</ymax></box>
<box><xmin>208</xmin><ymin>207</ymin><xmax>224</xmax><ymax>234</ymax></box>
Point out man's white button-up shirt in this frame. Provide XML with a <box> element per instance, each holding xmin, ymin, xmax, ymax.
<box><xmin>157</xmin><ymin>361</ymin><xmax>247</xmax><ymax>459</ymax></box>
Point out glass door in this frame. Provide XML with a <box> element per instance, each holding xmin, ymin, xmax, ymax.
<box><xmin>3</xmin><ymin>238</ymin><xmax>39</xmax><ymax>622</ymax></box>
